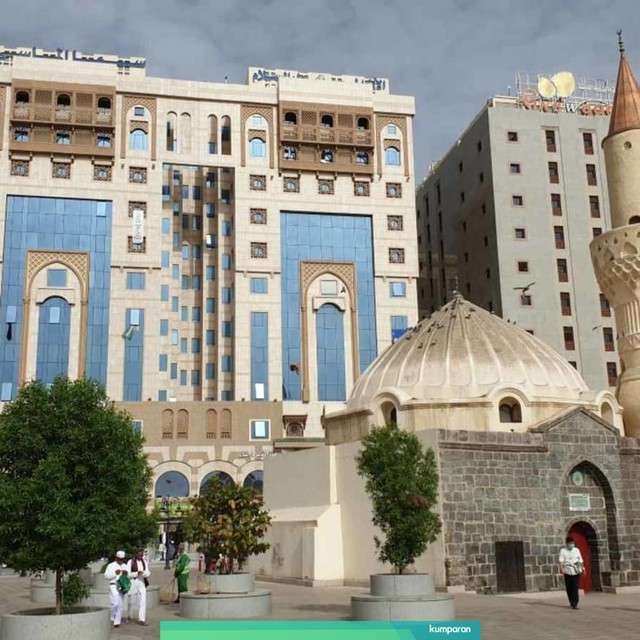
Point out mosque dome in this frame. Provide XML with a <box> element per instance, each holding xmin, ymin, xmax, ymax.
<box><xmin>347</xmin><ymin>294</ymin><xmax>589</xmax><ymax>412</ymax></box>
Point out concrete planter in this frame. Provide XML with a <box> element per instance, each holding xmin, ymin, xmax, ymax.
<box><xmin>207</xmin><ymin>572</ymin><xmax>255</xmax><ymax>593</ymax></box>
<box><xmin>0</xmin><ymin>607</ymin><xmax>110</xmax><ymax>640</ymax></box>
<box><xmin>351</xmin><ymin>574</ymin><xmax>455</xmax><ymax>621</ymax></box>
<box><xmin>181</xmin><ymin>572</ymin><xmax>271</xmax><ymax>619</ymax></box>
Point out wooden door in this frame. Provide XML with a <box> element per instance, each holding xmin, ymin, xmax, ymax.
<box><xmin>495</xmin><ymin>541</ymin><xmax>526</xmax><ymax>592</ymax></box>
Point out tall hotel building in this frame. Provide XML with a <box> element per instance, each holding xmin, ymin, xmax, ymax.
<box><xmin>416</xmin><ymin>74</ymin><xmax>619</xmax><ymax>392</ymax></box>
<box><xmin>0</xmin><ymin>46</ymin><xmax>417</xmax><ymax>494</ymax></box>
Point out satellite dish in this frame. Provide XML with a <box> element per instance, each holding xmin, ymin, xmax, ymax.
<box><xmin>551</xmin><ymin>71</ymin><xmax>576</xmax><ymax>98</ymax></box>
<box><xmin>537</xmin><ymin>76</ymin><xmax>556</xmax><ymax>99</ymax></box>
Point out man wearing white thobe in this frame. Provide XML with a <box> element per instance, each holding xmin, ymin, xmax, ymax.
<box><xmin>559</xmin><ymin>537</ymin><xmax>584</xmax><ymax>609</ymax></box>
<box><xmin>126</xmin><ymin>550</ymin><xmax>151</xmax><ymax>625</ymax></box>
<box><xmin>104</xmin><ymin>550</ymin><xmax>128</xmax><ymax>627</ymax></box>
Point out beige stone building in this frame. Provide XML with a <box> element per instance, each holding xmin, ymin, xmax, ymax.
<box><xmin>0</xmin><ymin>45</ymin><xmax>417</xmax><ymax>498</ymax></box>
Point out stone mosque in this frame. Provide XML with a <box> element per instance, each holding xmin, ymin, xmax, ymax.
<box><xmin>254</xmin><ymin>41</ymin><xmax>640</xmax><ymax>594</ymax></box>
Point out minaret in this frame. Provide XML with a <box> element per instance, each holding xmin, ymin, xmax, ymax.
<box><xmin>591</xmin><ymin>32</ymin><xmax>640</xmax><ymax>436</ymax></box>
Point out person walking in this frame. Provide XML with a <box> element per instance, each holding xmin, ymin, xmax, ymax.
<box><xmin>173</xmin><ymin>544</ymin><xmax>191</xmax><ymax>603</ymax></box>
<box><xmin>559</xmin><ymin>536</ymin><xmax>584</xmax><ymax>609</ymax></box>
<box><xmin>104</xmin><ymin>551</ymin><xmax>128</xmax><ymax>627</ymax></box>
<box><xmin>127</xmin><ymin>549</ymin><xmax>151</xmax><ymax>626</ymax></box>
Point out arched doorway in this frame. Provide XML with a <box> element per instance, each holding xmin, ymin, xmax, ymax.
<box><xmin>200</xmin><ymin>470</ymin><xmax>235</xmax><ymax>494</ymax></box>
<box><xmin>568</xmin><ymin>521</ymin><xmax>601</xmax><ymax>592</ymax></box>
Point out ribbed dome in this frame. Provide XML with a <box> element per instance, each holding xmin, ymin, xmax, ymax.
<box><xmin>348</xmin><ymin>295</ymin><xmax>589</xmax><ymax>410</ymax></box>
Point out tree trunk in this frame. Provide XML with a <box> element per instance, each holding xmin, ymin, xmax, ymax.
<box><xmin>55</xmin><ymin>568</ymin><xmax>63</xmax><ymax>615</ymax></box>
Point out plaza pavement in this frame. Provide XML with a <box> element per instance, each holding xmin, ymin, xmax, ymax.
<box><xmin>1</xmin><ymin>572</ymin><xmax>639</xmax><ymax>640</ymax></box>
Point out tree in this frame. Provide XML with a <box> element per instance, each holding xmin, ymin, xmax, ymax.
<box><xmin>183</xmin><ymin>478</ymin><xmax>271</xmax><ymax>574</ymax></box>
<box><xmin>0</xmin><ymin>378</ymin><xmax>157</xmax><ymax>614</ymax></box>
<box><xmin>356</xmin><ymin>423</ymin><xmax>441</xmax><ymax>575</ymax></box>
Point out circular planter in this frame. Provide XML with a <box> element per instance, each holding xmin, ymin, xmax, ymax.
<box><xmin>370</xmin><ymin>573</ymin><xmax>435</xmax><ymax>597</ymax></box>
<box><xmin>351</xmin><ymin>574</ymin><xmax>455</xmax><ymax>621</ymax></box>
<box><xmin>180</xmin><ymin>589</ymin><xmax>271</xmax><ymax>619</ymax></box>
<box><xmin>0</xmin><ymin>607</ymin><xmax>110</xmax><ymax>640</ymax></box>
<box><xmin>207</xmin><ymin>572</ymin><xmax>255</xmax><ymax>593</ymax></box>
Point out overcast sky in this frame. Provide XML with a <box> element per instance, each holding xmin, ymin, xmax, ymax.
<box><xmin>2</xmin><ymin>0</ymin><xmax>639</xmax><ymax>179</ymax></box>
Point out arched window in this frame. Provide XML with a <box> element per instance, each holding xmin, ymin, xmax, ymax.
<box><xmin>250</xmin><ymin>114</ymin><xmax>267</xmax><ymax>128</ymax></box>
<box><xmin>15</xmin><ymin>90</ymin><xmax>30</xmax><ymax>104</ymax></box>
<box><xmin>221</xmin><ymin>116</ymin><xmax>231</xmax><ymax>155</ymax></box>
<box><xmin>286</xmin><ymin>422</ymin><xmax>304</xmax><ymax>437</ymax></box>
<box><xmin>177</xmin><ymin>409</ymin><xmax>189</xmax><ymax>438</ymax></box>
<box><xmin>601</xmin><ymin>402</ymin><xmax>614</xmax><ymax>424</ymax></box>
<box><xmin>208</xmin><ymin>114</ymin><xmax>218</xmax><ymax>154</ymax></box>
<box><xmin>250</xmin><ymin>137</ymin><xmax>266</xmax><ymax>158</ymax></box>
<box><xmin>386</xmin><ymin>124</ymin><xmax>397</xmax><ymax>135</ymax></box>
<box><xmin>385</xmin><ymin>146</ymin><xmax>401</xmax><ymax>166</ymax></box>
<box><xmin>221</xmin><ymin>408</ymin><xmax>232</xmax><ymax>438</ymax></box>
<box><xmin>380</xmin><ymin>401</ymin><xmax>398</xmax><ymax>425</ymax></box>
<box><xmin>243</xmin><ymin>470</ymin><xmax>264</xmax><ymax>493</ymax></box>
<box><xmin>200</xmin><ymin>471</ymin><xmax>234</xmax><ymax>493</ymax></box>
<box><xmin>56</xmin><ymin>94</ymin><xmax>71</xmax><ymax>108</ymax></box>
<box><xmin>180</xmin><ymin>112</ymin><xmax>191</xmax><ymax>153</ymax></box>
<box><xmin>97</xmin><ymin>96</ymin><xmax>111</xmax><ymax>110</ymax></box>
<box><xmin>499</xmin><ymin>397</ymin><xmax>522</xmax><ymax>423</ymax></box>
<box><xmin>206</xmin><ymin>409</ymin><xmax>217</xmax><ymax>439</ymax></box>
<box><xmin>629</xmin><ymin>215</ymin><xmax>640</xmax><ymax>225</ymax></box>
<box><xmin>129</xmin><ymin>128</ymin><xmax>148</xmax><ymax>151</ymax></box>
<box><xmin>166</xmin><ymin>112</ymin><xmax>177</xmax><ymax>152</ymax></box>
<box><xmin>321</xmin><ymin>114</ymin><xmax>334</xmax><ymax>128</ymax></box>
<box><xmin>155</xmin><ymin>471</ymin><xmax>189</xmax><ymax>498</ymax></box>
<box><xmin>284</xmin><ymin>112</ymin><xmax>297</xmax><ymax>125</ymax></box>
<box><xmin>356</xmin><ymin>151</ymin><xmax>369</xmax><ymax>165</ymax></box>
<box><xmin>357</xmin><ymin>117</ymin><xmax>369</xmax><ymax>130</ymax></box>
<box><xmin>316</xmin><ymin>303</ymin><xmax>346</xmax><ymax>401</ymax></box>
<box><xmin>162</xmin><ymin>409</ymin><xmax>174</xmax><ymax>438</ymax></box>
<box><xmin>36</xmin><ymin>296</ymin><xmax>71</xmax><ymax>385</ymax></box>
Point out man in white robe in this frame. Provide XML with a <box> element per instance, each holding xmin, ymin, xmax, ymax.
<box><xmin>126</xmin><ymin>549</ymin><xmax>151</xmax><ymax>625</ymax></box>
<box><xmin>104</xmin><ymin>550</ymin><xmax>128</xmax><ymax>627</ymax></box>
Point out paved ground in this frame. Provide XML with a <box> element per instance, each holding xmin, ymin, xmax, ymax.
<box><xmin>1</xmin><ymin>573</ymin><xmax>639</xmax><ymax>639</ymax></box>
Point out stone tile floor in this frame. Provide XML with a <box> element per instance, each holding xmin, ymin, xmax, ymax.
<box><xmin>1</xmin><ymin>574</ymin><xmax>639</xmax><ymax>639</ymax></box>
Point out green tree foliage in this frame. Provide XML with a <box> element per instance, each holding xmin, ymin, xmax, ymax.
<box><xmin>356</xmin><ymin>423</ymin><xmax>441</xmax><ymax>575</ymax></box>
<box><xmin>183</xmin><ymin>478</ymin><xmax>271</xmax><ymax>574</ymax></box>
<box><xmin>0</xmin><ymin>378</ymin><xmax>157</xmax><ymax>613</ymax></box>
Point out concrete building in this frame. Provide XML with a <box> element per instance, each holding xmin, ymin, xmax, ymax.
<box><xmin>0</xmin><ymin>45</ymin><xmax>417</xmax><ymax>497</ymax></box>
<box><xmin>416</xmin><ymin>73</ymin><xmax>619</xmax><ymax>392</ymax></box>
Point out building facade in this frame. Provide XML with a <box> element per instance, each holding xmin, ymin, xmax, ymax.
<box><xmin>416</xmin><ymin>78</ymin><xmax>619</xmax><ymax>392</ymax></box>
<box><xmin>0</xmin><ymin>46</ymin><xmax>417</xmax><ymax>494</ymax></box>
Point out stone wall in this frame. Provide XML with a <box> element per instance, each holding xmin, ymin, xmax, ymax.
<box><xmin>437</xmin><ymin>408</ymin><xmax>640</xmax><ymax>592</ymax></box>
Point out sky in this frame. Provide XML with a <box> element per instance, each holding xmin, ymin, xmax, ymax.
<box><xmin>1</xmin><ymin>0</ymin><xmax>639</xmax><ymax>179</ymax></box>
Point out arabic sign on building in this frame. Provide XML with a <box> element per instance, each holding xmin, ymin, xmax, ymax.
<box><xmin>568</xmin><ymin>493</ymin><xmax>591</xmax><ymax>512</ymax></box>
<box><xmin>515</xmin><ymin>71</ymin><xmax>613</xmax><ymax>116</ymax></box>
<box><xmin>131</xmin><ymin>208</ymin><xmax>145</xmax><ymax>245</ymax></box>
<box><xmin>0</xmin><ymin>45</ymin><xmax>145</xmax><ymax>69</ymax></box>
<box><xmin>249</xmin><ymin>67</ymin><xmax>388</xmax><ymax>93</ymax></box>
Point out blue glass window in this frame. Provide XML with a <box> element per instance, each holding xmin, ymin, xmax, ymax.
<box><xmin>158</xmin><ymin>389</ymin><xmax>168</xmax><ymax>401</ymax></box>
<box><xmin>391</xmin><ymin>315</ymin><xmax>408</xmax><ymax>342</ymax></box>
<box><xmin>123</xmin><ymin>308</ymin><xmax>144</xmax><ymax>401</ymax></box>
<box><xmin>181</xmin><ymin>306</ymin><xmax>188</xmax><ymax>321</ymax></box>
<box><xmin>171</xmin><ymin>296</ymin><xmax>179</xmax><ymax>312</ymax></box>
<box><xmin>159</xmin><ymin>354</ymin><xmax>168</xmax><ymax>371</ymax></box>
<box><xmin>36</xmin><ymin>297</ymin><xmax>71</xmax><ymax>384</ymax></box>
<box><xmin>181</xmin><ymin>244</ymin><xmax>190</xmax><ymax>260</ymax></box>
<box><xmin>250</xmin><ymin>277</ymin><xmax>268</xmax><ymax>294</ymax></box>
<box><xmin>206</xmin><ymin>265</ymin><xmax>216</xmax><ymax>280</ymax></box>
<box><xmin>155</xmin><ymin>471</ymin><xmax>188</xmax><ymax>498</ymax></box>
<box><xmin>221</xmin><ymin>390</ymin><xmax>233</xmax><ymax>401</ymax></box>
<box><xmin>192</xmin><ymin>245</ymin><xmax>201</xmax><ymax>260</ymax></box>
<box><xmin>126</xmin><ymin>272</ymin><xmax>145</xmax><ymax>290</ymax></box>
<box><xmin>160</xmin><ymin>284</ymin><xmax>169</xmax><ymax>301</ymax></box>
<box><xmin>251</xmin><ymin>312</ymin><xmax>268</xmax><ymax>400</ymax></box>
<box><xmin>316</xmin><ymin>303</ymin><xmax>346</xmax><ymax>401</ymax></box>
<box><xmin>171</xmin><ymin>329</ymin><xmax>179</xmax><ymax>345</ymax></box>
<box><xmin>170</xmin><ymin>362</ymin><xmax>178</xmax><ymax>379</ymax></box>
<box><xmin>162</xmin><ymin>217</ymin><xmax>171</xmax><ymax>234</ymax></box>
<box><xmin>250</xmin><ymin>420</ymin><xmax>270</xmax><ymax>440</ymax></box>
<box><xmin>160</xmin><ymin>319</ymin><xmax>169</xmax><ymax>336</ymax></box>
<box><xmin>192</xmin><ymin>306</ymin><xmax>201</xmax><ymax>322</ymax></box>
<box><xmin>222</xmin><ymin>287</ymin><xmax>232</xmax><ymax>304</ymax></box>
<box><xmin>173</xmin><ymin>202</ymin><xmax>181</xmax><ymax>215</ymax></box>
<box><xmin>180</xmin><ymin>338</ymin><xmax>188</xmax><ymax>353</ymax></box>
<box><xmin>250</xmin><ymin>138</ymin><xmax>266</xmax><ymax>157</ymax></box>
<box><xmin>222</xmin><ymin>320</ymin><xmax>233</xmax><ymax>337</ymax></box>
<box><xmin>47</xmin><ymin>269</ymin><xmax>67</xmax><ymax>287</ymax></box>
<box><xmin>129</xmin><ymin>129</ymin><xmax>148</xmax><ymax>151</ymax></box>
<box><xmin>162</xmin><ymin>185</ymin><xmax>171</xmax><ymax>198</ymax></box>
<box><xmin>161</xmin><ymin>251</ymin><xmax>170</xmax><ymax>268</ymax></box>
<box><xmin>222</xmin><ymin>220</ymin><xmax>232</xmax><ymax>236</ymax></box>
<box><xmin>222</xmin><ymin>254</ymin><xmax>232</xmax><ymax>270</ymax></box>
<box><xmin>182</xmin><ymin>185</ymin><xmax>190</xmax><ymax>199</ymax></box>
<box><xmin>0</xmin><ymin>382</ymin><xmax>12</xmax><ymax>401</ymax></box>
<box><xmin>192</xmin><ymin>275</ymin><xmax>201</xmax><ymax>290</ymax></box>
<box><xmin>192</xmin><ymin>186</ymin><xmax>201</xmax><ymax>200</ymax></box>
<box><xmin>385</xmin><ymin>146</ymin><xmax>401</xmax><ymax>166</ymax></box>
<box><xmin>172</xmin><ymin>264</ymin><xmax>180</xmax><ymax>280</ymax></box>
<box><xmin>390</xmin><ymin>281</ymin><xmax>406</xmax><ymax>297</ymax></box>
<box><xmin>206</xmin><ymin>298</ymin><xmax>216</xmax><ymax>314</ymax></box>
<box><xmin>206</xmin><ymin>330</ymin><xmax>216</xmax><ymax>346</ymax></box>
<box><xmin>181</xmin><ymin>275</ymin><xmax>190</xmax><ymax>289</ymax></box>
<box><xmin>205</xmin><ymin>203</ymin><xmax>215</xmax><ymax>218</ymax></box>
<box><xmin>191</xmin><ymin>369</ymin><xmax>201</xmax><ymax>386</ymax></box>
<box><xmin>182</xmin><ymin>215</ymin><xmax>189</xmax><ymax>229</ymax></box>
<box><xmin>134</xmin><ymin>106</ymin><xmax>145</xmax><ymax>117</ymax></box>
<box><xmin>221</xmin><ymin>355</ymin><xmax>233</xmax><ymax>372</ymax></box>
<box><xmin>206</xmin><ymin>362</ymin><xmax>216</xmax><ymax>379</ymax></box>
<box><xmin>180</xmin><ymin>369</ymin><xmax>187</xmax><ymax>385</ymax></box>
<box><xmin>173</xmin><ymin>232</ymin><xmax>180</xmax><ymax>250</ymax></box>
<box><xmin>192</xmin><ymin>338</ymin><xmax>201</xmax><ymax>353</ymax></box>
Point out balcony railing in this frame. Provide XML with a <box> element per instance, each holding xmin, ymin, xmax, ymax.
<box><xmin>12</xmin><ymin>104</ymin><xmax>113</xmax><ymax>127</ymax></box>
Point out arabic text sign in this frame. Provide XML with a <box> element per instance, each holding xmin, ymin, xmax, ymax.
<box><xmin>249</xmin><ymin>67</ymin><xmax>388</xmax><ymax>92</ymax></box>
<box><xmin>0</xmin><ymin>45</ymin><xmax>145</xmax><ymax>69</ymax></box>
<box><xmin>161</xmin><ymin>620</ymin><xmax>481</xmax><ymax>640</ymax></box>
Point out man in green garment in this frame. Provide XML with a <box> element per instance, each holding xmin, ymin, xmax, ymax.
<box><xmin>173</xmin><ymin>544</ymin><xmax>190</xmax><ymax>602</ymax></box>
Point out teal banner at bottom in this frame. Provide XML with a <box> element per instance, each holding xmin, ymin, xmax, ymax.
<box><xmin>161</xmin><ymin>620</ymin><xmax>481</xmax><ymax>640</ymax></box>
